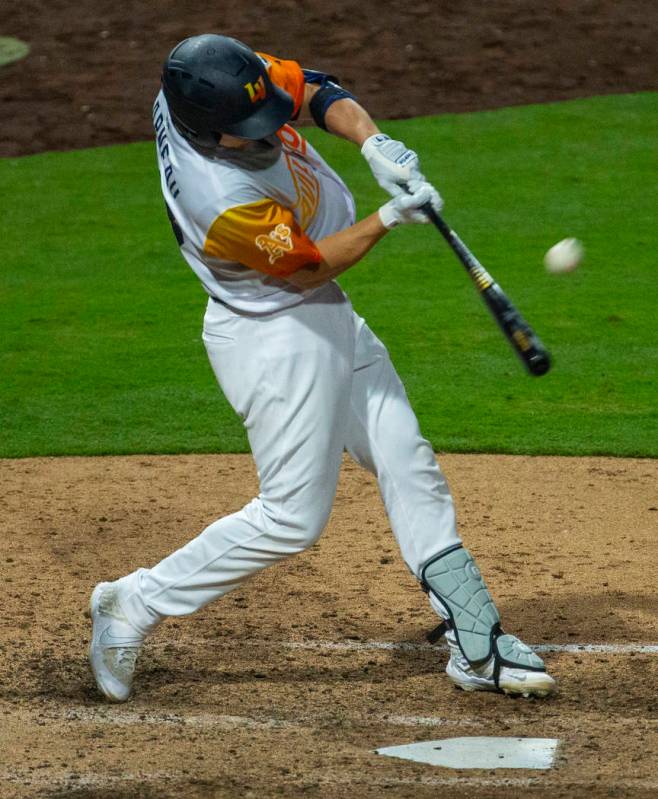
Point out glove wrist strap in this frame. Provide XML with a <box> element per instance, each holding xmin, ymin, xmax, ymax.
<box><xmin>378</xmin><ymin>202</ymin><xmax>400</xmax><ymax>229</ymax></box>
<box><xmin>361</xmin><ymin>133</ymin><xmax>391</xmax><ymax>156</ymax></box>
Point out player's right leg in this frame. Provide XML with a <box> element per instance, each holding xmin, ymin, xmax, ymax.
<box><xmin>343</xmin><ymin>315</ymin><xmax>555</xmax><ymax>698</ymax></box>
<box><xmin>88</xmin><ymin>283</ymin><xmax>356</xmax><ymax>701</ymax></box>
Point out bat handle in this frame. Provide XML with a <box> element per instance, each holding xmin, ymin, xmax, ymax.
<box><xmin>422</xmin><ymin>203</ymin><xmax>461</xmax><ymax>246</ymax></box>
<box><xmin>400</xmin><ymin>182</ymin><xmax>447</xmax><ymax>234</ymax></box>
<box><xmin>421</xmin><ymin>202</ymin><xmax>447</xmax><ymax>232</ymax></box>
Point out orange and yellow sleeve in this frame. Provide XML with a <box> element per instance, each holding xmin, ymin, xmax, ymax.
<box><xmin>204</xmin><ymin>199</ymin><xmax>323</xmax><ymax>278</ymax></box>
<box><xmin>257</xmin><ymin>52</ymin><xmax>305</xmax><ymax>118</ymax></box>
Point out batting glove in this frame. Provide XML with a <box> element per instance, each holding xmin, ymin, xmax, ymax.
<box><xmin>362</xmin><ymin>133</ymin><xmax>425</xmax><ymax>197</ymax></box>
<box><xmin>378</xmin><ymin>181</ymin><xmax>443</xmax><ymax>229</ymax></box>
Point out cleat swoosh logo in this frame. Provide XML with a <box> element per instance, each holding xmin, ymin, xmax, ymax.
<box><xmin>99</xmin><ymin>625</ymin><xmax>142</xmax><ymax>647</ymax></box>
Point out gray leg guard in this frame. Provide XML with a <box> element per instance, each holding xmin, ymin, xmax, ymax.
<box><xmin>421</xmin><ymin>544</ymin><xmax>546</xmax><ymax>684</ymax></box>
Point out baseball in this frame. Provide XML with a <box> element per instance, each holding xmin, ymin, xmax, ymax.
<box><xmin>544</xmin><ymin>238</ymin><xmax>584</xmax><ymax>274</ymax></box>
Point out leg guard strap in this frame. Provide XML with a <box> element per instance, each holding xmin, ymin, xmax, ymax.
<box><xmin>426</xmin><ymin>620</ymin><xmax>451</xmax><ymax>645</ymax></box>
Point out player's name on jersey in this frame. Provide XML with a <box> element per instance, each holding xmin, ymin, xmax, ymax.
<box><xmin>153</xmin><ymin>99</ymin><xmax>180</xmax><ymax>199</ymax></box>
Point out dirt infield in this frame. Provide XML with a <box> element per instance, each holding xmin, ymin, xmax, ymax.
<box><xmin>1</xmin><ymin>0</ymin><xmax>657</xmax><ymax>157</ymax></box>
<box><xmin>1</xmin><ymin>453</ymin><xmax>656</xmax><ymax>797</ymax></box>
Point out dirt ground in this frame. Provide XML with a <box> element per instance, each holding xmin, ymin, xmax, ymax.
<box><xmin>1</xmin><ymin>1</ymin><xmax>657</xmax><ymax>157</ymax></box>
<box><xmin>1</xmin><ymin>453</ymin><xmax>657</xmax><ymax>798</ymax></box>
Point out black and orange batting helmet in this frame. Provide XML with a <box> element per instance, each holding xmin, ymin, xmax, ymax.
<box><xmin>161</xmin><ymin>34</ymin><xmax>294</xmax><ymax>148</ymax></box>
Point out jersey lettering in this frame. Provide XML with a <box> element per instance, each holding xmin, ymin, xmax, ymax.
<box><xmin>277</xmin><ymin>124</ymin><xmax>307</xmax><ymax>155</ymax></box>
<box><xmin>153</xmin><ymin>99</ymin><xmax>180</xmax><ymax>199</ymax></box>
<box><xmin>284</xmin><ymin>153</ymin><xmax>320</xmax><ymax>228</ymax></box>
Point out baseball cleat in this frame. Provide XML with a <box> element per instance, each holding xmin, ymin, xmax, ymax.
<box><xmin>88</xmin><ymin>581</ymin><xmax>144</xmax><ymax>702</ymax></box>
<box><xmin>445</xmin><ymin>643</ymin><xmax>556</xmax><ymax>698</ymax></box>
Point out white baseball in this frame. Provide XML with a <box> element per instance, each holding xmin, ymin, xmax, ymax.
<box><xmin>544</xmin><ymin>238</ymin><xmax>584</xmax><ymax>274</ymax></box>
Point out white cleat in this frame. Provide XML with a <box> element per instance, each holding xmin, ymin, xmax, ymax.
<box><xmin>88</xmin><ymin>581</ymin><xmax>144</xmax><ymax>703</ymax></box>
<box><xmin>445</xmin><ymin>632</ymin><xmax>556</xmax><ymax>698</ymax></box>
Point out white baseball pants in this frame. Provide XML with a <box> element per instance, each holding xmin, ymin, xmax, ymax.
<box><xmin>119</xmin><ymin>282</ymin><xmax>461</xmax><ymax>634</ymax></box>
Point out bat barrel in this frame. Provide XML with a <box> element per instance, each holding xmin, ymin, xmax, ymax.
<box><xmin>528</xmin><ymin>351</ymin><xmax>551</xmax><ymax>376</ymax></box>
<box><xmin>482</xmin><ymin>284</ymin><xmax>551</xmax><ymax>376</ymax></box>
<box><xmin>423</xmin><ymin>204</ymin><xmax>552</xmax><ymax>378</ymax></box>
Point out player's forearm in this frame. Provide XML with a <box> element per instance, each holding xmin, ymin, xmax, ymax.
<box><xmin>323</xmin><ymin>98</ymin><xmax>380</xmax><ymax>147</ymax></box>
<box><xmin>317</xmin><ymin>210</ymin><xmax>388</xmax><ymax>270</ymax></box>
<box><xmin>301</xmin><ymin>83</ymin><xmax>379</xmax><ymax>147</ymax></box>
<box><xmin>285</xmin><ymin>211</ymin><xmax>387</xmax><ymax>290</ymax></box>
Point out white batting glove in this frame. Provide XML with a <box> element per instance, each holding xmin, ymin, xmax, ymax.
<box><xmin>378</xmin><ymin>181</ymin><xmax>443</xmax><ymax>229</ymax></box>
<box><xmin>361</xmin><ymin>133</ymin><xmax>425</xmax><ymax>197</ymax></box>
<box><xmin>407</xmin><ymin>177</ymin><xmax>443</xmax><ymax>215</ymax></box>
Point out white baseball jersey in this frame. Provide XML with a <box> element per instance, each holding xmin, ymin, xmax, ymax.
<box><xmin>153</xmin><ymin>53</ymin><xmax>356</xmax><ymax>313</ymax></box>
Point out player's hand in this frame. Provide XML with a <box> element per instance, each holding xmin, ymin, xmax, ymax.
<box><xmin>378</xmin><ymin>180</ymin><xmax>443</xmax><ymax>229</ymax></box>
<box><xmin>361</xmin><ymin>134</ymin><xmax>425</xmax><ymax>197</ymax></box>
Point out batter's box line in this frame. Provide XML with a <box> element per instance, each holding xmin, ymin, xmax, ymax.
<box><xmin>149</xmin><ymin>638</ymin><xmax>658</xmax><ymax>655</ymax></box>
<box><xmin>3</xmin><ymin>768</ymin><xmax>658</xmax><ymax>794</ymax></box>
<box><xmin>12</xmin><ymin>700</ymin><xmax>657</xmax><ymax>734</ymax></box>
<box><xmin>282</xmin><ymin>640</ymin><xmax>658</xmax><ymax>655</ymax></box>
<box><xmin>317</xmin><ymin>775</ymin><xmax>658</xmax><ymax>791</ymax></box>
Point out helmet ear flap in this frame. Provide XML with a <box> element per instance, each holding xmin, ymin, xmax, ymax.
<box><xmin>167</xmin><ymin>104</ymin><xmax>222</xmax><ymax>149</ymax></box>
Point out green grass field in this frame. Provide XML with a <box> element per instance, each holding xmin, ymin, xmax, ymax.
<box><xmin>1</xmin><ymin>92</ymin><xmax>656</xmax><ymax>458</ymax></box>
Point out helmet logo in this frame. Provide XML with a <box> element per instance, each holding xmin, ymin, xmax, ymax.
<box><xmin>255</xmin><ymin>223</ymin><xmax>293</xmax><ymax>264</ymax></box>
<box><xmin>244</xmin><ymin>75</ymin><xmax>266</xmax><ymax>103</ymax></box>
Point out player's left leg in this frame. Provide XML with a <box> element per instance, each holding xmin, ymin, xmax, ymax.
<box><xmin>89</xmin><ymin>283</ymin><xmax>357</xmax><ymax>702</ymax></box>
<box><xmin>343</xmin><ymin>314</ymin><xmax>556</xmax><ymax>697</ymax></box>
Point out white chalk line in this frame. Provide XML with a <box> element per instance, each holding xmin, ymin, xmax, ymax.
<box><xmin>151</xmin><ymin>638</ymin><xmax>658</xmax><ymax>655</ymax></box>
<box><xmin>71</xmin><ymin>710</ymin><xmax>476</xmax><ymax>730</ymax></box>
<box><xmin>530</xmin><ymin>642</ymin><xmax>658</xmax><ymax>654</ymax></box>
<box><xmin>11</xmin><ymin>704</ymin><xmax>490</xmax><ymax>730</ymax></box>
<box><xmin>281</xmin><ymin>639</ymin><xmax>658</xmax><ymax>654</ymax></box>
<box><xmin>14</xmin><ymin>702</ymin><xmax>656</xmax><ymax>732</ymax></box>
<box><xmin>321</xmin><ymin>774</ymin><xmax>658</xmax><ymax>790</ymax></box>
<box><xmin>3</xmin><ymin>768</ymin><xmax>658</xmax><ymax>793</ymax></box>
<box><xmin>61</xmin><ymin>707</ymin><xmax>293</xmax><ymax>729</ymax></box>
<box><xmin>0</xmin><ymin>769</ymin><xmax>179</xmax><ymax>789</ymax></box>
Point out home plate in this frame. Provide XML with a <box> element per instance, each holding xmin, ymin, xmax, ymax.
<box><xmin>376</xmin><ymin>737</ymin><xmax>559</xmax><ymax>769</ymax></box>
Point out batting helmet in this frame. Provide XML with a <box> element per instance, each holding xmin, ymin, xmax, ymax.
<box><xmin>161</xmin><ymin>34</ymin><xmax>294</xmax><ymax>148</ymax></box>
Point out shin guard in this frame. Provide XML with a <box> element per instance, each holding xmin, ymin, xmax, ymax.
<box><xmin>421</xmin><ymin>544</ymin><xmax>546</xmax><ymax>680</ymax></box>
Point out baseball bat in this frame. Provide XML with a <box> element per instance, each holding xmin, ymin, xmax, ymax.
<box><xmin>423</xmin><ymin>204</ymin><xmax>551</xmax><ymax>377</ymax></box>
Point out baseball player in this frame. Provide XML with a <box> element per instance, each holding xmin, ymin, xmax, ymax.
<box><xmin>89</xmin><ymin>34</ymin><xmax>556</xmax><ymax>702</ymax></box>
